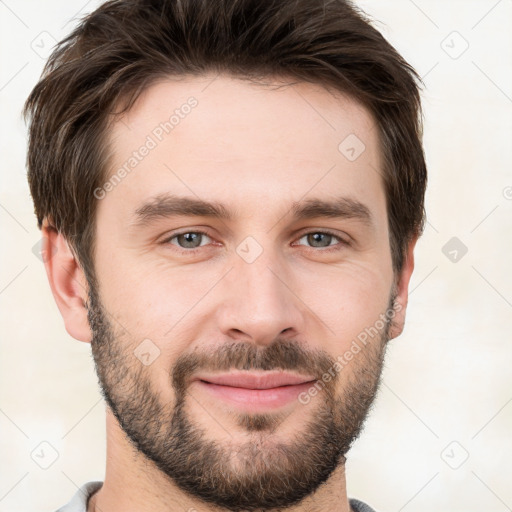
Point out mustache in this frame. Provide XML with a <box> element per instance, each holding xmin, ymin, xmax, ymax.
<box><xmin>171</xmin><ymin>338</ymin><xmax>337</xmax><ymax>396</ymax></box>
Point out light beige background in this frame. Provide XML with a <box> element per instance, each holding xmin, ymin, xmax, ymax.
<box><xmin>1</xmin><ymin>1</ymin><xmax>511</xmax><ymax>511</ymax></box>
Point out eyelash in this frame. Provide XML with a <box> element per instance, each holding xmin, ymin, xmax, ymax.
<box><xmin>161</xmin><ymin>229</ymin><xmax>350</xmax><ymax>254</ymax></box>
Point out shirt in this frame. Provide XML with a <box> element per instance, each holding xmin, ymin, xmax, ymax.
<box><xmin>56</xmin><ymin>481</ymin><xmax>378</xmax><ymax>512</ymax></box>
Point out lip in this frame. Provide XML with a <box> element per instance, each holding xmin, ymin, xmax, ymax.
<box><xmin>191</xmin><ymin>371</ymin><xmax>317</xmax><ymax>411</ymax></box>
<box><xmin>192</xmin><ymin>371</ymin><xmax>316</xmax><ymax>389</ymax></box>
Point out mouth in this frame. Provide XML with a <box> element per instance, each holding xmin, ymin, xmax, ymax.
<box><xmin>191</xmin><ymin>371</ymin><xmax>317</xmax><ymax>410</ymax></box>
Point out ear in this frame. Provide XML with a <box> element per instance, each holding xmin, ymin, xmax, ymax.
<box><xmin>41</xmin><ymin>222</ymin><xmax>92</xmax><ymax>343</ymax></box>
<box><xmin>388</xmin><ymin>235</ymin><xmax>418</xmax><ymax>340</ymax></box>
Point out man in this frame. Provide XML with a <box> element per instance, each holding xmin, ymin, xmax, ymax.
<box><xmin>23</xmin><ymin>0</ymin><xmax>427</xmax><ymax>511</ymax></box>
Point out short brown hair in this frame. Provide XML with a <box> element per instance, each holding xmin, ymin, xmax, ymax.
<box><xmin>24</xmin><ymin>0</ymin><xmax>427</xmax><ymax>287</ymax></box>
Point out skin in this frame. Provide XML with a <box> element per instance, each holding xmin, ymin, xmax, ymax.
<box><xmin>42</xmin><ymin>74</ymin><xmax>416</xmax><ymax>512</ymax></box>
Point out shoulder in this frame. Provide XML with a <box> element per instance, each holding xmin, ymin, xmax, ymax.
<box><xmin>55</xmin><ymin>481</ymin><xmax>103</xmax><ymax>512</ymax></box>
<box><xmin>349</xmin><ymin>497</ymin><xmax>379</xmax><ymax>512</ymax></box>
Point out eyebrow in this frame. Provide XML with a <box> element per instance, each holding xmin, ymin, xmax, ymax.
<box><xmin>132</xmin><ymin>193</ymin><xmax>373</xmax><ymax>228</ymax></box>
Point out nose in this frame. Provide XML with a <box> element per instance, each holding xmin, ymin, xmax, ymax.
<box><xmin>215</xmin><ymin>246</ymin><xmax>306</xmax><ymax>347</ymax></box>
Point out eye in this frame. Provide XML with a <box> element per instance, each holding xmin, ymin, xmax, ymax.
<box><xmin>163</xmin><ymin>231</ymin><xmax>213</xmax><ymax>250</ymax></box>
<box><xmin>294</xmin><ymin>230</ymin><xmax>349</xmax><ymax>252</ymax></box>
<box><xmin>161</xmin><ymin>229</ymin><xmax>349</xmax><ymax>254</ymax></box>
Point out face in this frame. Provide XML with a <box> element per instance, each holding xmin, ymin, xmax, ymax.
<box><xmin>87</xmin><ymin>74</ymin><xmax>403</xmax><ymax>511</ymax></box>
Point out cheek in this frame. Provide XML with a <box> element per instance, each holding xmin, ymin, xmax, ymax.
<box><xmin>109</xmin><ymin>279</ymin><xmax>195</xmax><ymax>343</ymax></box>
<box><xmin>96</xmin><ymin>262</ymin><xmax>199</xmax><ymax>404</ymax></box>
<box><xmin>295</xmin><ymin>259</ymin><xmax>393</xmax><ymax>353</ymax></box>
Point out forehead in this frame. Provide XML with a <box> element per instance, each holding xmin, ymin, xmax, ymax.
<box><xmin>103</xmin><ymin>74</ymin><xmax>385</xmax><ymax>225</ymax></box>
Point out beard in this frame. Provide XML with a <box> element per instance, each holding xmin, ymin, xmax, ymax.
<box><xmin>86</xmin><ymin>285</ymin><xmax>396</xmax><ymax>512</ymax></box>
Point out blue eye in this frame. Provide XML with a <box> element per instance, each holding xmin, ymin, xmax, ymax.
<box><xmin>295</xmin><ymin>231</ymin><xmax>346</xmax><ymax>250</ymax></box>
<box><xmin>165</xmin><ymin>231</ymin><xmax>212</xmax><ymax>250</ymax></box>
<box><xmin>162</xmin><ymin>229</ymin><xmax>348</xmax><ymax>254</ymax></box>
